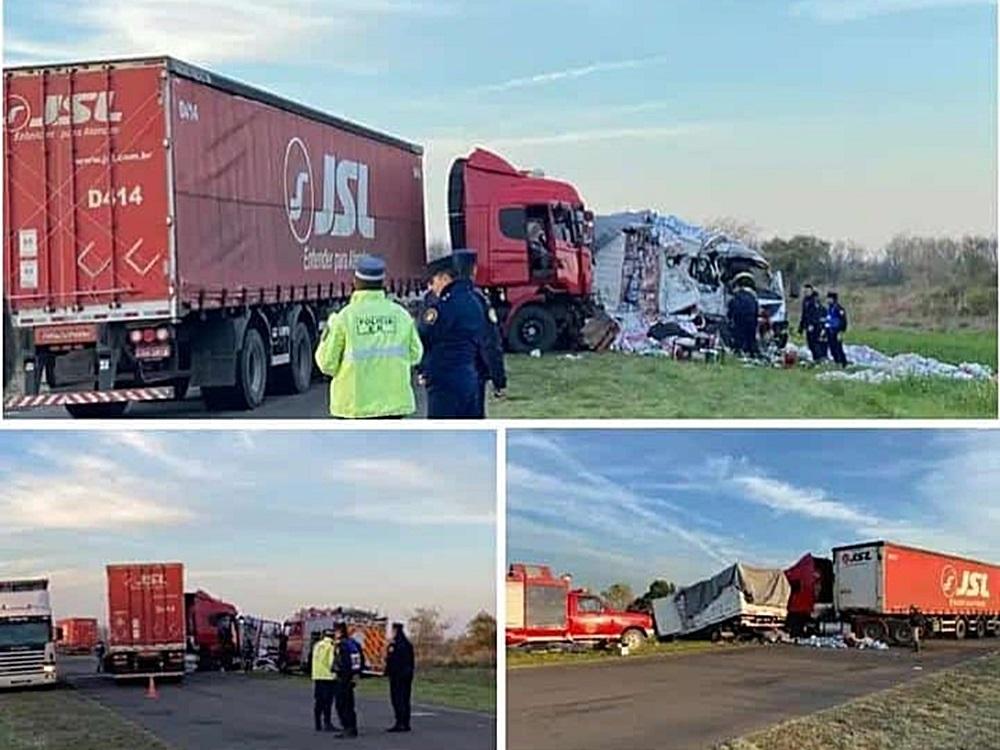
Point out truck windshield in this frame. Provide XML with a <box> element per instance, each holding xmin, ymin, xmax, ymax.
<box><xmin>0</xmin><ymin>620</ymin><xmax>50</xmax><ymax>647</ymax></box>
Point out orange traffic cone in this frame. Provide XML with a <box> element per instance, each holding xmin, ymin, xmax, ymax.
<box><xmin>145</xmin><ymin>675</ymin><xmax>159</xmax><ymax>699</ymax></box>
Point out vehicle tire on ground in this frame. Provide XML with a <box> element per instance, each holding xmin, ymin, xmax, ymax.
<box><xmin>233</xmin><ymin>327</ymin><xmax>269</xmax><ymax>410</ymax></box>
<box><xmin>859</xmin><ymin>619</ymin><xmax>887</xmax><ymax>642</ymax></box>
<box><xmin>954</xmin><ymin>617</ymin><xmax>968</xmax><ymax>640</ymax></box>
<box><xmin>507</xmin><ymin>305</ymin><xmax>558</xmax><ymax>353</ymax></box>
<box><xmin>889</xmin><ymin>620</ymin><xmax>914</xmax><ymax>646</ymax></box>
<box><xmin>65</xmin><ymin>401</ymin><xmax>130</xmax><ymax>419</ymax></box>
<box><xmin>621</xmin><ymin>629</ymin><xmax>646</xmax><ymax>651</ymax></box>
<box><xmin>273</xmin><ymin>321</ymin><xmax>313</xmax><ymax>395</ymax></box>
<box><xmin>970</xmin><ymin>617</ymin><xmax>986</xmax><ymax>639</ymax></box>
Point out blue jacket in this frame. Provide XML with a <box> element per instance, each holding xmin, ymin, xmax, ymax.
<box><xmin>826</xmin><ymin>302</ymin><xmax>848</xmax><ymax>333</ymax></box>
<box><xmin>418</xmin><ymin>278</ymin><xmax>486</xmax><ymax>390</ymax></box>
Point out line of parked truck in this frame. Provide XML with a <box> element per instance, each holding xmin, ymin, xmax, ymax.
<box><xmin>0</xmin><ymin>562</ymin><xmax>391</xmax><ymax>688</ymax></box>
<box><xmin>4</xmin><ymin>55</ymin><xmax>789</xmax><ymax>416</ymax></box>
<box><xmin>506</xmin><ymin>540</ymin><xmax>1000</xmax><ymax>651</ymax></box>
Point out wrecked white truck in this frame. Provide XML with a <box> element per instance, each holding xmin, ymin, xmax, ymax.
<box><xmin>592</xmin><ymin>213</ymin><xmax>789</xmax><ymax>355</ymax></box>
<box><xmin>652</xmin><ymin>563</ymin><xmax>790</xmax><ymax>641</ymax></box>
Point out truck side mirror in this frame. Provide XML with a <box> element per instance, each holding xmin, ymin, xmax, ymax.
<box><xmin>583</xmin><ymin>210</ymin><xmax>594</xmax><ymax>222</ymax></box>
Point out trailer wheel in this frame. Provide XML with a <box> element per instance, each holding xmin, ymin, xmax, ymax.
<box><xmin>954</xmin><ymin>618</ymin><xmax>968</xmax><ymax>640</ymax></box>
<box><xmin>970</xmin><ymin>617</ymin><xmax>986</xmax><ymax>639</ymax></box>
<box><xmin>274</xmin><ymin>321</ymin><xmax>313</xmax><ymax>395</ymax></box>
<box><xmin>65</xmin><ymin>402</ymin><xmax>130</xmax><ymax>419</ymax></box>
<box><xmin>890</xmin><ymin>620</ymin><xmax>915</xmax><ymax>646</ymax></box>
<box><xmin>233</xmin><ymin>327</ymin><xmax>268</xmax><ymax>410</ymax></box>
<box><xmin>860</xmin><ymin>619</ymin><xmax>887</xmax><ymax>642</ymax></box>
<box><xmin>621</xmin><ymin>629</ymin><xmax>646</xmax><ymax>651</ymax></box>
<box><xmin>507</xmin><ymin>305</ymin><xmax>558</xmax><ymax>353</ymax></box>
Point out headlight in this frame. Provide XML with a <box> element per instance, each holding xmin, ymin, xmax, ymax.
<box><xmin>43</xmin><ymin>664</ymin><xmax>56</xmax><ymax>673</ymax></box>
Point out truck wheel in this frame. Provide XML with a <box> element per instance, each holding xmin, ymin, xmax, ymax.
<box><xmin>233</xmin><ymin>327</ymin><xmax>268</xmax><ymax>410</ymax></box>
<box><xmin>508</xmin><ymin>305</ymin><xmax>558</xmax><ymax>353</ymax></box>
<box><xmin>621</xmin><ymin>629</ymin><xmax>646</xmax><ymax>650</ymax></box>
<box><xmin>274</xmin><ymin>321</ymin><xmax>313</xmax><ymax>395</ymax></box>
<box><xmin>954</xmin><ymin>618</ymin><xmax>968</xmax><ymax>640</ymax></box>
<box><xmin>970</xmin><ymin>617</ymin><xmax>986</xmax><ymax>639</ymax></box>
<box><xmin>170</xmin><ymin>377</ymin><xmax>190</xmax><ymax>402</ymax></box>
<box><xmin>890</xmin><ymin>620</ymin><xmax>914</xmax><ymax>646</ymax></box>
<box><xmin>65</xmin><ymin>402</ymin><xmax>129</xmax><ymax>419</ymax></box>
<box><xmin>860</xmin><ymin>619</ymin><xmax>887</xmax><ymax>642</ymax></box>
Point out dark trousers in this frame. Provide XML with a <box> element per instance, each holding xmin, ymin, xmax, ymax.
<box><xmin>427</xmin><ymin>382</ymin><xmax>480</xmax><ymax>419</ymax></box>
<box><xmin>335</xmin><ymin>680</ymin><xmax>357</xmax><ymax>733</ymax></box>
<box><xmin>735</xmin><ymin>322</ymin><xmax>759</xmax><ymax>357</ymax></box>
<box><xmin>390</xmin><ymin>674</ymin><xmax>413</xmax><ymax>729</ymax></box>
<box><xmin>805</xmin><ymin>326</ymin><xmax>827</xmax><ymax>361</ymax></box>
<box><xmin>313</xmin><ymin>680</ymin><xmax>336</xmax><ymax>730</ymax></box>
<box><xmin>828</xmin><ymin>331</ymin><xmax>848</xmax><ymax>366</ymax></box>
<box><xmin>473</xmin><ymin>379</ymin><xmax>487</xmax><ymax>419</ymax></box>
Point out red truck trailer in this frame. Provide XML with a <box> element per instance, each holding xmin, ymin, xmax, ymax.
<box><xmin>105</xmin><ymin>563</ymin><xmax>185</xmax><ymax>678</ymax></box>
<box><xmin>56</xmin><ymin>617</ymin><xmax>98</xmax><ymax>654</ymax></box>
<box><xmin>448</xmin><ymin>149</ymin><xmax>595</xmax><ymax>352</ymax></box>
<box><xmin>5</xmin><ymin>56</ymin><xmax>425</xmax><ymax>416</ymax></box>
<box><xmin>185</xmin><ymin>589</ymin><xmax>239</xmax><ymax>671</ymax></box>
<box><xmin>506</xmin><ymin>563</ymin><xmax>653</xmax><ymax>650</ymax></box>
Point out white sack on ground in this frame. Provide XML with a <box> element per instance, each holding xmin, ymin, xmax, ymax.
<box><xmin>813</xmin><ymin>344</ymin><xmax>993</xmax><ymax>383</ymax></box>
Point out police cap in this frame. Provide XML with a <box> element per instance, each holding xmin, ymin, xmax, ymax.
<box><xmin>355</xmin><ymin>255</ymin><xmax>386</xmax><ymax>282</ymax></box>
<box><xmin>424</xmin><ymin>254</ymin><xmax>457</xmax><ymax>282</ymax></box>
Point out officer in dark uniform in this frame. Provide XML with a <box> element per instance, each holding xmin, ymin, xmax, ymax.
<box><xmin>452</xmin><ymin>249</ymin><xmax>506</xmax><ymax>416</ymax></box>
<box><xmin>727</xmin><ymin>273</ymin><xmax>760</xmax><ymax>358</ymax></box>
<box><xmin>385</xmin><ymin>622</ymin><xmax>415</xmax><ymax>733</ymax></box>
<box><xmin>333</xmin><ymin>623</ymin><xmax>359</xmax><ymax>738</ymax></box>
<box><xmin>418</xmin><ymin>256</ymin><xmax>488</xmax><ymax>419</ymax></box>
<box><xmin>798</xmin><ymin>283</ymin><xmax>826</xmax><ymax>363</ymax></box>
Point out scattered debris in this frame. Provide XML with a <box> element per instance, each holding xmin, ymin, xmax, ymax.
<box><xmin>794</xmin><ymin>634</ymin><xmax>890</xmax><ymax>650</ymax></box>
<box><xmin>811</xmin><ymin>345</ymin><xmax>993</xmax><ymax>383</ymax></box>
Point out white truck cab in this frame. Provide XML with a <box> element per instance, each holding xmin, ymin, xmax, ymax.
<box><xmin>0</xmin><ymin>579</ymin><xmax>58</xmax><ymax>688</ymax></box>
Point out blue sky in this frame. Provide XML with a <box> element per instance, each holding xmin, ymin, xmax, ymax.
<box><xmin>508</xmin><ymin>429</ymin><xmax>1000</xmax><ymax>595</ymax></box>
<box><xmin>0</xmin><ymin>430</ymin><xmax>496</xmax><ymax>630</ymax></box>
<box><xmin>4</xmin><ymin>0</ymin><xmax>995</xmax><ymax>248</ymax></box>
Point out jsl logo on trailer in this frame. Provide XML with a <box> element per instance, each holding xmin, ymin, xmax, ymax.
<box><xmin>941</xmin><ymin>565</ymin><xmax>990</xmax><ymax>600</ymax></box>
<box><xmin>283</xmin><ymin>136</ymin><xmax>375</xmax><ymax>245</ymax></box>
<box><xmin>6</xmin><ymin>92</ymin><xmax>123</xmax><ymax>133</ymax></box>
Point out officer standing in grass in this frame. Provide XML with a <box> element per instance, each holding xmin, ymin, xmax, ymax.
<box><xmin>727</xmin><ymin>273</ymin><xmax>760</xmax><ymax>358</ymax></box>
<box><xmin>314</xmin><ymin>255</ymin><xmax>423</xmax><ymax>418</ymax></box>
<box><xmin>311</xmin><ymin>630</ymin><xmax>338</xmax><ymax>733</ymax></box>
<box><xmin>385</xmin><ymin>622</ymin><xmax>415</xmax><ymax>733</ymax></box>
<box><xmin>418</xmin><ymin>255</ymin><xmax>488</xmax><ymax>418</ymax></box>
<box><xmin>452</xmin><ymin>249</ymin><xmax>507</xmax><ymax>416</ymax></box>
<box><xmin>798</xmin><ymin>283</ymin><xmax>827</xmax><ymax>363</ymax></box>
<box><xmin>825</xmin><ymin>291</ymin><xmax>850</xmax><ymax>367</ymax></box>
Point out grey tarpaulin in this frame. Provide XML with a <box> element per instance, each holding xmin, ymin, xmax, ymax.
<box><xmin>680</xmin><ymin>563</ymin><xmax>791</xmax><ymax>618</ymax></box>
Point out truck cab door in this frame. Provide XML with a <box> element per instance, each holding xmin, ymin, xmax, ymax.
<box><xmin>572</xmin><ymin>595</ymin><xmax>609</xmax><ymax>639</ymax></box>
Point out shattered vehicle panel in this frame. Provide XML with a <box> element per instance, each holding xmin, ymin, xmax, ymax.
<box><xmin>594</xmin><ymin>212</ymin><xmax>789</xmax><ymax>352</ymax></box>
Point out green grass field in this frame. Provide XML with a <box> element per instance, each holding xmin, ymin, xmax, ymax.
<box><xmin>488</xmin><ymin>329</ymin><xmax>997</xmax><ymax>419</ymax></box>
<box><xmin>0</xmin><ymin>687</ymin><xmax>172</xmax><ymax>750</ymax></box>
<box><xmin>716</xmin><ymin>652</ymin><xmax>1000</xmax><ymax>750</ymax></box>
<box><xmin>508</xmin><ymin>641</ymin><xmax>741</xmax><ymax>669</ymax></box>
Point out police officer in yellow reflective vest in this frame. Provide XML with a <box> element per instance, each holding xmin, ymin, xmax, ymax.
<box><xmin>315</xmin><ymin>256</ymin><xmax>423</xmax><ymax>418</ymax></box>
<box><xmin>311</xmin><ymin>630</ymin><xmax>337</xmax><ymax>732</ymax></box>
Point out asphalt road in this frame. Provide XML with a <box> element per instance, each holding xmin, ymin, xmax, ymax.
<box><xmin>507</xmin><ymin>640</ymin><xmax>999</xmax><ymax>750</ymax></box>
<box><xmin>5</xmin><ymin>381</ymin><xmax>428</xmax><ymax>419</ymax></box>
<box><xmin>59</xmin><ymin>658</ymin><xmax>494</xmax><ymax>750</ymax></box>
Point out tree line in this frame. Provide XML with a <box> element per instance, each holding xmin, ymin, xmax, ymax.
<box><xmin>406</xmin><ymin>608</ymin><xmax>496</xmax><ymax>666</ymax></box>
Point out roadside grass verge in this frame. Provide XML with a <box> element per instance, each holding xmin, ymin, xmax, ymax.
<box><xmin>489</xmin><ymin>329</ymin><xmax>996</xmax><ymax>419</ymax></box>
<box><xmin>0</xmin><ymin>685</ymin><xmax>172</xmax><ymax>750</ymax></box>
<box><xmin>508</xmin><ymin>641</ymin><xmax>743</xmax><ymax>669</ymax></box>
<box><xmin>716</xmin><ymin>651</ymin><xmax>1000</xmax><ymax>750</ymax></box>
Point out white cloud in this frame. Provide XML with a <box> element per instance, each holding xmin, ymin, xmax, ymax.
<box><xmin>790</xmin><ymin>0</ymin><xmax>992</xmax><ymax>22</ymax></box>
<box><xmin>478</xmin><ymin>55</ymin><xmax>668</xmax><ymax>92</ymax></box>
<box><xmin>4</xmin><ymin>0</ymin><xmax>451</xmax><ymax>67</ymax></box>
<box><xmin>730</xmin><ymin>474</ymin><xmax>881</xmax><ymax>526</ymax></box>
<box><xmin>101</xmin><ymin>431</ymin><xmax>210</xmax><ymax>479</ymax></box>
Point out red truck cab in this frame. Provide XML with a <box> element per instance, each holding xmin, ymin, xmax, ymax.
<box><xmin>448</xmin><ymin>150</ymin><xmax>594</xmax><ymax>352</ymax></box>
<box><xmin>185</xmin><ymin>590</ymin><xmax>239</xmax><ymax>671</ymax></box>
<box><xmin>506</xmin><ymin>563</ymin><xmax>653</xmax><ymax>649</ymax></box>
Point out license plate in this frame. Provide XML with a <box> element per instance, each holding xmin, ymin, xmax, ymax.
<box><xmin>134</xmin><ymin>344</ymin><xmax>171</xmax><ymax>360</ymax></box>
<box><xmin>34</xmin><ymin>324</ymin><xmax>98</xmax><ymax>345</ymax></box>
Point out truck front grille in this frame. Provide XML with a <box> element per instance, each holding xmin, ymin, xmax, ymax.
<box><xmin>0</xmin><ymin>649</ymin><xmax>46</xmax><ymax>675</ymax></box>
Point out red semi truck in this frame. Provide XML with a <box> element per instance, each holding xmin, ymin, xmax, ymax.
<box><xmin>786</xmin><ymin>541</ymin><xmax>1000</xmax><ymax>645</ymax></box>
<box><xmin>56</xmin><ymin>617</ymin><xmax>99</xmax><ymax>654</ymax></box>
<box><xmin>4</xmin><ymin>58</ymin><xmax>597</xmax><ymax>416</ymax></box>
<box><xmin>4</xmin><ymin>56</ymin><xmax>425</xmax><ymax>416</ymax></box>
<box><xmin>105</xmin><ymin>562</ymin><xmax>185</xmax><ymax>678</ymax></box>
<box><xmin>506</xmin><ymin>563</ymin><xmax>653</xmax><ymax>650</ymax></box>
